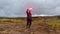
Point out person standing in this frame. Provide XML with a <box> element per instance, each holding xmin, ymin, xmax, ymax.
<box><xmin>26</xmin><ymin>8</ymin><xmax>32</xmax><ymax>29</ymax></box>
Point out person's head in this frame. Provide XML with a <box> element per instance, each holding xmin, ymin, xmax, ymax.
<box><xmin>28</xmin><ymin>8</ymin><xmax>33</xmax><ymax>10</ymax></box>
<box><xmin>27</xmin><ymin>8</ymin><xmax>33</xmax><ymax>12</ymax></box>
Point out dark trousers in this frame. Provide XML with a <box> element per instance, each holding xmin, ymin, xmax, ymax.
<box><xmin>26</xmin><ymin>18</ymin><xmax>32</xmax><ymax>29</ymax></box>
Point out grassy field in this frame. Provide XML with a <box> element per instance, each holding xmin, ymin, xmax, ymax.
<box><xmin>0</xmin><ymin>16</ymin><xmax>60</xmax><ymax>34</ymax></box>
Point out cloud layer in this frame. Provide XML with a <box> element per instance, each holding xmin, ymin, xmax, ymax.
<box><xmin>0</xmin><ymin>0</ymin><xmax>60</xmax><ymax>17</ymax></box>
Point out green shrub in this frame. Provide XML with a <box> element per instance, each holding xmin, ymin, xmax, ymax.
<box><xmin>57</xmin><ymin>16</ymin><xmax>60</xmax><ymax>19</ymax></box>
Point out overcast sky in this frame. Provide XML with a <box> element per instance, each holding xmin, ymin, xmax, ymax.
<box><xmin>0</xmin><ymin>0</ymin><xmax>60</xmax><ymax>17</ymax></box>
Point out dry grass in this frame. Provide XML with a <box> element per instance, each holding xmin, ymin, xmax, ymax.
<box><xmin>0</xmin><ymin>16</ymin><xmax>59</xmax><ymax>34</ymax></box>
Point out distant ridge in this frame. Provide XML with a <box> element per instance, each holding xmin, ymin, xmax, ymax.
<box><xmin>0</xmin><ymin>14</ymin><xmax>59</xmax><ymax>18</ymax></box>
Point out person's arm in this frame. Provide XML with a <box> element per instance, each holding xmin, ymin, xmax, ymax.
<box><xmin>26</xmin><ymin>9</ymin><xmax>29</xmax><ymax>16</ymax></box>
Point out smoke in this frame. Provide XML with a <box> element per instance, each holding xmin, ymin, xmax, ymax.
<box><xmin>0</xmin><ymin>0</ymin><xmax>60</xmax><ymax>17</ymax></box>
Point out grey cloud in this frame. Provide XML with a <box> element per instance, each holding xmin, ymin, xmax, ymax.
<box><xmin>0</xmin><ymin>0</ymin><xmax>60</xmax><ymax>17</ymax></box>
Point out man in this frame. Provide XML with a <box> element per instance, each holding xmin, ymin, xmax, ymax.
<box><xmin>26</xmin><ymin>8</ymin><xmax>32</xmax><ymax>29</ymax></box>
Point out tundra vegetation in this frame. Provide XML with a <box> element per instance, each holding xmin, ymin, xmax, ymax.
<box><xmin>0</xmin><ymin>16</ymin><xmax>59</xmax><ymax>34</ymax></box>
